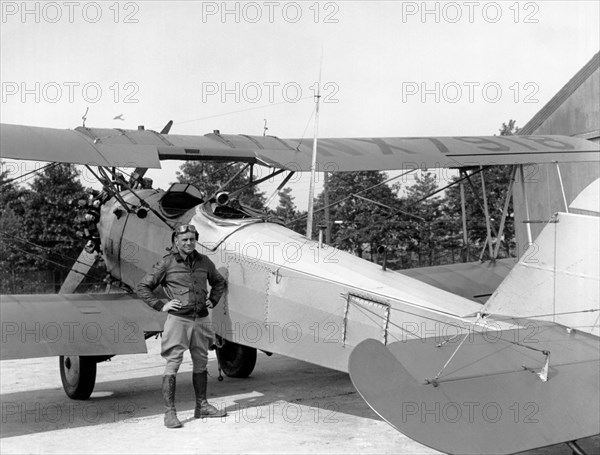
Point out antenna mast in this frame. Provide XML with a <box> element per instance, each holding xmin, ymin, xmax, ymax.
<box><xmin>306</xmin><ymin>51</ymin><xmax>323</xmax><ymax>239</ymax></box>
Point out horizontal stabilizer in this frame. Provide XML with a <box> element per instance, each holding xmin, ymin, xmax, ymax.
<box><xmin>349</xmin><ymin>323</ymin><xmax>600</xmax><ymax>455</ymax></box>
<box><xmin>0</xmin><ymin>294</ymin><xmax>166</xmax><ymax>360</ymax></box>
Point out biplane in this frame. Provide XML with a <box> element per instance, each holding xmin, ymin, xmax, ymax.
<box><xmin>0</xmin><ymin>121</ymin><xmax>598</xmax><ymax>455</ymax></box>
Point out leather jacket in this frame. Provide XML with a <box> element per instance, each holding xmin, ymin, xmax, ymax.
<box><xmin>137</xmin><ymin>249</ymin><xmax>226</xmax><ymax>319</ymax></box>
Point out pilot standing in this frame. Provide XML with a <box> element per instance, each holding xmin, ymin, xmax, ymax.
<box><xmin>137</xmin><ymin>224</ymin><xmax>227</xmax><ymax>428</ymax></box>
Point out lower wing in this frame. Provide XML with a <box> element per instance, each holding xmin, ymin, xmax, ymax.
<box><xmin>0</xmin><ymin>293</ymin><xmax>166</xmax><ymax>360</ymax></box>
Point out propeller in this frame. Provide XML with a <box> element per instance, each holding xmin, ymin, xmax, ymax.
<box><xmin>58</xmin><ymin>249</ymin><xmax>100</xmax><ymax>294</ymax></box>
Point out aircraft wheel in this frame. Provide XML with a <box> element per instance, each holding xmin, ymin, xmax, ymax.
<box><xmin>215</xmin><ymin>340</ymin><xmax>257</xmax><ymax>378</ymax></box>
<box><xmin>59</xmin><ymin>355</ymin><xmax>97</xmax><ymax>400</ymax></box>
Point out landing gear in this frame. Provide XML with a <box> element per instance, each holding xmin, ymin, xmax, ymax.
<box><xmin>215</xmin><ymin>338</ymin><xmax>257</xmax><ymax>379</ymax></box>
<box><xmin>59</xmin><ymin>355</ymin><xmax>97</xmax><ymax>400</ymax></box>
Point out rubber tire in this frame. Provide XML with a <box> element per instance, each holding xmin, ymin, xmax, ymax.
<box><xmin>216</xmin><ymin>341</ymin><xmax>257</xmax><ymax>378</ymax></box>
<box><xmin>59</xmin><ymin>355</ymin><xmax>97</xmax><ymax>400</ymax></box>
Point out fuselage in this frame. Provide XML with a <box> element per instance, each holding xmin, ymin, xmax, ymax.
<box><xmin>97</xmin><ymin>188</ymin><xmax>485</xmax><ymax>372</ymax></box>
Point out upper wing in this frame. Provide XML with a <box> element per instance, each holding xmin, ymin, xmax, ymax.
<box><xmin>0</xmin><ymin>293</ymin><xmax>166</xmax><ymax>360</ymax></box>
<box><xmin>264</xmin><ymin>135</ymin><xmax>600</xmax><ymax>171</ymax></box>
<box><xmin>0</xmin><ymin>124</ymin><xmax>162</xmax><ymax>168</ymax></box>
<box><xmin>1</xmin><ymin>123</ymin><xmax>598</xmax><ymax>170</ymax></box>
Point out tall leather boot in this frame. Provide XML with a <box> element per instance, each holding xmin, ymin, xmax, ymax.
<box><xmin>193</xmin><ymin>371</ymin><xmax>227</xmax><ymax>418</ymax></box>
<box><xmin>162</xmin><ymin>375</ymin><xmax>182</xmax><ymax>428</ymax></box>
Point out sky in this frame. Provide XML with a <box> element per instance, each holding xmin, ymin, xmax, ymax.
<box><xmin>1</xmin><ymin>0</ymin><xmax>599</xmax><ymax>210</ymax></box>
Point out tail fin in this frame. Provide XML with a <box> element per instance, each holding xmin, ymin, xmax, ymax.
<box><xmin>483</xmin><ymin>178</ymin><xmax>599</xmax><ymax>336</ymax></box>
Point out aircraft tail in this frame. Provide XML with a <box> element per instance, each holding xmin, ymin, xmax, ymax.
<box><xmin>482</xmin><ymin>178</ymin><xmax>599</xmax><ymax>336</ymax></box>
<box><xmin>348</xmin><ymin>179</ymin><xmax>600</xmax><ymax>454</ymax></box>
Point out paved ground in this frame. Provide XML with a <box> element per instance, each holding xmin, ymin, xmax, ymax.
<box><xmin>1</xmin><ymin>338</ymin><xmax>598</xmax><ymax>454</ymax></box>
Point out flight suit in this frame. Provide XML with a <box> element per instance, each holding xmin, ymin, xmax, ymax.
<box><xmin>137</xmin><ymin>248</ymin><xmax>227</xmax><ymax>427</ymax></box>
<box><xmin>137</xmin><ymin>249</ymin><xmax>226</xmax><ymax>374</ymax></box>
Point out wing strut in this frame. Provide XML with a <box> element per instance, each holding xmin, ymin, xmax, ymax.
<box><xmin>86</xmin><ymin>165</ymin><xmax>174</xmax><ymax>229</ymax></box>
<box><xmin>518</xmin><ymin>165</ymin><xmax>533</xmax><ymax>244</ymax></box>
<box><xmin>100</xmin><ymin>166</ymin><xmax>175</xmax><ymax>228</ymax></box>
<box><xmin>479</xmin><ymin>166</ymin><xmax>495</xmax><ymax>259</ymax></box>
<box><xmin>555</xmin><ymin>161</ymin><xmax>569</xmax><ymax>213</ymax></box>
<box><xmin>86</xmin><ymin>165</ymin><xmax>131</xmax><ymax>212</ymax></box>
<box><xmin>264</xmin><ymin>171</ymin><xmax>296</xmax><ymax>207</ymax></box>
<box><xmin>206</xmin><ymin>163</ymin><xmax>252</xmax><ymax>202</ymax></box>
<box><xmin>460</xmin><ymin>182</ymin><xmax>469</xmax><ymax>260</ymax></box>
<box><xmin>229</xmin><ymin>168</ymin><xmax>287</xmax><ymax>199</ymax></box>
<box><xmin>492</xmin><ymin>166</ymin><xmax>517</xmax><ymax>259</ymax></box>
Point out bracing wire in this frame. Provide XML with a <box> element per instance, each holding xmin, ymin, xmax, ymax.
<box><xmin>1</xmin><ymin>162</ymin><xmax>60</xmax><ymax>186</ymax></box>
<box><xmin>0</xmin><ymin>231</ymin><xmax>102</xmax><ymax>273</ymax></box>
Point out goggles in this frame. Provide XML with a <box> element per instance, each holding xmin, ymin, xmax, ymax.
<box><xmin>173</xmin><ymin>224</ymin><xmax>199</xmax><ymax>241</ymax></box>
<box><xmin>174</xmin><ymin>224</ymin><xmax>197</xmax><ymax>235</ymax></box>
